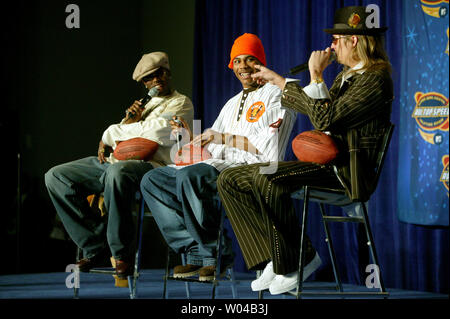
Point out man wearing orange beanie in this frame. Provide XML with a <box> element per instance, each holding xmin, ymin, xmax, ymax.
<box><xmin>140</xmin><ymin>33</ymin><xmax>296</xmax><ymax>281</ymax></box>
<box><xmin>228</xmin><ymin>33</ymin><xmax>267</xmax><ymax>68</ymax></box>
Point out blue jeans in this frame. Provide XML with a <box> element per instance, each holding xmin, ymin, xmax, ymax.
<box><xmin>45</xmin><ymin>156</ymin><xmax>153</xmax><ymax>260</ymax></box>
<box><xmin>140</xmin><ymin>163</ymin><xmax>233</xmax><ymax>266</ymax></box>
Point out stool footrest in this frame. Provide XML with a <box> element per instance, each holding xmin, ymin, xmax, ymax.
<box><xmin>87</xmin><ymin>268</ymin><xmax>116</xmax><ymax>275</ymax></box>
<box><xmin>288</xmin><ymin>290</ymin><xmax>389</xmax><ymax>297</ymax></box>
<box><xmin>322</xmin><ymin>216</ymin><xmax>364</xmax><ymax>223</ymax></box>
<box><xmin>164</xmin><ymin>275</ymin><xmax>237</xmax><ymax>284</ymax></box>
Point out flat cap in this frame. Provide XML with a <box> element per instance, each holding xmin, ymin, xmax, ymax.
<box><xmin>132</xmin><ymin>51</ymin><xmax>170</xmax><ymax>82</ymax></box>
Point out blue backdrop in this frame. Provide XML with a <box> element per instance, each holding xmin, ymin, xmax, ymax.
<box><xmin>192</xmin><ymin>0</ymin><xmax>449</xmax><ymax>293</ymax></box>
<box><xmin>397</xmin><ymin>0</ymin><xmax>449</xmax><ymax>226</ymax></box>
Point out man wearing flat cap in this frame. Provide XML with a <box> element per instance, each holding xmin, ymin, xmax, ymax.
<box><xmin>45</xmin><ymin>52</ymin><xmax>193</xmax><ymax>278</ymax></box>
<box><xmin>217</xmin><ymin>6</ymin><xmax>393</xmax><ymax>294</ymax></box>
<box><xmin>140</xmin><ymin>33</ymin><xmax>296</xmax><ymax>281</ymax></box>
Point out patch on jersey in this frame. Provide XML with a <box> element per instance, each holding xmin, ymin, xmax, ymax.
<box><xmin>246</xmin><ymin>101</ymin><xmax>265</xmax><ymax>123</ymax></box>
<box><xmin>269</xmin><ymin>118</ymin><xmax>283</xmax><ymax>129</ymax></box>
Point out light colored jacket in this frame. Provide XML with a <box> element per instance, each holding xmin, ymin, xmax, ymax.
<box><xmin>102</xmin><ymin>90</ymin><xmax>194</xmax><ymax>167</ymax></box>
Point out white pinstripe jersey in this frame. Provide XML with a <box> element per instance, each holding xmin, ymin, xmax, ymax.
<box><xmin>198</xmin><ymin>83</ymin><xmax>296</xmax><ymax>172</ymax></box>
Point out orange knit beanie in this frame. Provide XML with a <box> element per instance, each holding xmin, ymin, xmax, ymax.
<box><xmin>228</xmin><ymin>33</ymin><xmax>267</xmax><ymax>69</ymax></box>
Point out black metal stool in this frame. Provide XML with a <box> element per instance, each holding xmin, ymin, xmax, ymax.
<box><xmin>258</xmin><ymin>124</ymin><xmax>394</xmax><ymax>299</ymax></box>
<box><xmin>162</xmin><ymin>208</ymin><xmax>238</xmax><ymax>299</ymax></box>
<box><xmin>290</xmin><ymin>124</ymin><xmax>394</xmax><ymax>298</ymax></box>
<box><xmin>73</xmin><ymin>192</ymin><xmax>149</xmax><ymax>299</ymax></box>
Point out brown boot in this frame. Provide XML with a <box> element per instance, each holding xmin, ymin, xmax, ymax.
<box><xmin>173</xmin><ymin>264</ymin><xmax>202</xmax><ymax>278</ymax></box>
<box><xmin>198</xmin><ymin>262</ymin><xmax>233</xmax><ymax>282</ymax></box>
<box><xmin>76</xmin><ymin>249</ymin><xmax>110</xmax><ymax>272</ymax></box>
<box><xmin>115</xmin><ymin>259</ymin><xmax>134</xmax><ymax>279</ymax></box>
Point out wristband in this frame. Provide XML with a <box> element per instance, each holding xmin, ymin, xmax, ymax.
<box><xmin>311</xmin><ymin>77</ymin><xmax>324</xmax><ymax>84</ymax></box>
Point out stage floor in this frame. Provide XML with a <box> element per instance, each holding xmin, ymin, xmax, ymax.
<box><xmin>0</xmin><ymin>269</ymin><xmax>447</xmax><ymax>300</ymax></box>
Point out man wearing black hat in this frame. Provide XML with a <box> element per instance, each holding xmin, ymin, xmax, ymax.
<box><xmin>45</xmin><ymin>52</ymin><xmax>193</xmax><ymax>278</ymax></box>
<box><xmin>217</xmin><ymin>6</ymin><xmax>393</xmax><ymax>295</ymax></box>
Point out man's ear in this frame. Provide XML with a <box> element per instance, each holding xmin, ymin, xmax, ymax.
<box><xmin>351</xmin><ymin>35</ymin><xmax>358</xmax><ymax>48</ymax></box>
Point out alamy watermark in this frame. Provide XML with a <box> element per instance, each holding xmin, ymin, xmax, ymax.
<box><xmin>65</xmin><ymin>4</ymin><xmax>80</xmax><ymax>29</ymax></box>
<box><xmin>365</xmin><ymin>264</ymin><xmax>381</xmax><ymax>289</ymax></box>
<box><xmin>365</xmin><ymin>4</ymin><xmax>380</xmax><ymax>29</ymax></box>
<box><xmin>169</xmin><ymin>119</ymin><xmax>280</xmax><ymax>174</ymax></box>
<box><xmin>65</xmin><ymin>264</ymin><xmax>80</xmax><ymax>289</ymax></box>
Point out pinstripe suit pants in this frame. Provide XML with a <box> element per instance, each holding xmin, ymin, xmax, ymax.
<box><xmin>217</xmin><ymin>161</ymin><xmax>342</xmax><ymax>275</ymax></box>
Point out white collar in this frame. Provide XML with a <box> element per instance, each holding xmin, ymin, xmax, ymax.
<box><xmin>341</xmin><ymin>61</ymin><xmax>365</xmax><ymax>86</ymax></box>
<box><xmin>351</xmin><ymin>61</ymin><xmax>365</xmax><ymax>74</ymax></box>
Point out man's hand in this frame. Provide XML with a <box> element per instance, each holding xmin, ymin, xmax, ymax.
<box><xmin>308</xmin><ymin>47</ymin><xmax>332</xmax><ymax>81</ymax></box>
<box><xmin>251</xmin><ymin>65</ymin><xmax>286</xmax><ymax>90</ymax></box>
<box><xmin>170</xmin><ymin>116</ymin><xmax>192</xmax><ymax>141</ymax></box>
<box><xmin>191</xmin><ymin>129</ymin><xmax>223</xmax><ymax>148</ymax></box>
<box><xmin>189</xmin><ymin>130</ymin><xmax>260</xmax><ymax>155</ymax></box>
<box><xmin>98</xmin><ymin>140</ymin><xmax>112</xmax><ymax>163</ymax></box>
<box><xmin>123</xmin><ymin>100</ymin><xmax>144</xmax><ymax>124</ymax></box>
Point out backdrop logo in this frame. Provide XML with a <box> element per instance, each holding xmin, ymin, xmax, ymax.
<box><xmin>421</xmin><ymin>0</ymin><xmax>449</xmax><ymax>54</ymax></box>
<box><xmin>421</xmin><ymin>0</ymin><xmax>449</xmax><ymax>18</ymax></box>
<box><xmin>412</xmin><ymin>92</ymin><xmax>449</xmax><ymax>144</ymax></box>
<box><xmin>441</xmin><ymin>155</ymin><xmax>449</xmax><ymax>195</ymax></box>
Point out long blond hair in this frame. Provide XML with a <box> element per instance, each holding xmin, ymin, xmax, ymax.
<box><xmin>344</xmin><ymin>35</ymin><xmax>392</xmax><ymax>74</ymax></box>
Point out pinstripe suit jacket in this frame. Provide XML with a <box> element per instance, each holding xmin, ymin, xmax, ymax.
<box><xmin>281</xmin><ymin>68</ymin><xmax>393</xmax><ymax>202</ymax></box>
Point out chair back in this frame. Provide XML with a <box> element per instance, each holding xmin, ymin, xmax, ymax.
<box><xmin>370</xmin><ymin>123</ymin><xmax>395</xmax><ymax>193</ymax></box>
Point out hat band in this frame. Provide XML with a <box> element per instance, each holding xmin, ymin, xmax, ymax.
<box><xmin>333</xmin><ymin>23</ymin><xmax>363</xmax><ymax>30</ymax></box>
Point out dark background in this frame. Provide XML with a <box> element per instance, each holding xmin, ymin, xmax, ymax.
<box><xmin>1</xmin><ymin>0</ymin><xmax>196</xmax><ymax>274</ymax></box>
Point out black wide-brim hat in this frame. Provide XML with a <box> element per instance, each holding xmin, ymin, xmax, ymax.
<box><xmin>324</xmin><ymin>6</ymin><xmax>388</xmax><ymax>35</ymax></box>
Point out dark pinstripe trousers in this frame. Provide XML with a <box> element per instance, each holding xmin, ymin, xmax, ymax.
<box><xmin>217</xmin><ymin>161</ymin><xmax>342</xmax><ymax>275</ymax></box>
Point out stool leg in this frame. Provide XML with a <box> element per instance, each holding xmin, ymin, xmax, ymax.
<box><xmin>212</xmin><ymin>208</ymin><xmax>226</xmax><ymax>299</ymax></box>
<box><xmin>256</xmin><ymin>270</ymin><xmax>264</xmax><ymax>299</ymax></box>
<box><xmin>163</xmin><ymin>246</ymin><xmax>170</xmax><ymax>299</ymax></box>
<box><xmin>181</xmin><ymin>253</ymin><xmax>191</xmax><ymax>299</ymax></box>
<box><xmin>212</xmin><ymin>282</ymin><xmax>217</xmax><ymax>299</ymax></box>
<box><xmin>319</xmin><ymin>203</ymin><xmax>343</xmax><ymax>292</ymax></box>
<box><xmin>129</xmin><ymin>197</ymin><xmax>145</xmax><ymax>299</ymax></box>
<box><xmin>73</xmin><ymin>284</ymin><xmax>79</xmax><ymax>299</ymax></box>
<box><xmin>296</xmin><ymin>186</ymin><xmax>309</xmax><ymax>299</ymax></box>
<box><xmin>128</xmin><ymin>275</ymin><xmax>136</xmax><ymax>299</ymax></box>
<box><xmin>129</xmin><ymin>249</ymin><xmax>139</xmax><ymax>299</ymax></box>
<box><xmin>228</xmin><ymin>268</ymin><xmax>237</xmax><ymax>299</ymax></box>
<box><xmin>360</xmin><ymin>203</ymin><xmax>386</xmax><ymax>293</ymax></box>
<box><xmin>74</xmin><ymin>247</ymin><xmax>81</xmax><ymax>298</ymax></box>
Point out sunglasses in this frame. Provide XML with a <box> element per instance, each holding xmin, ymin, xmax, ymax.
<box><xmin>142</xmin><ymin>68</ymin><xmax>168</xmax><ymax>82</ymax></box>
<box><xmin>331</xmin><ymin>35</ymin><xmax>352</xmax><ymax>44</ymax></box>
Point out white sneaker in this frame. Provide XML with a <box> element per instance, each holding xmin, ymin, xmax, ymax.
<box><xmin>269</xmin><ymin>252</ymin><xmax>322</xmax><ymax>295</ymax></box>
<box><xmin>251</xmin><ymin>261</ymin><xmax>276</xmax><ymax>291</ymax></box>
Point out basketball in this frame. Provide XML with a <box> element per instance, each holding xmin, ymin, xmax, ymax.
<box><xmin>292</xmin><ymin>130</ymin><xmax>339</xmax><ymax>164</ymax></box>
<box><xmin>174</xmin><ymin>144</ymin><xmax>212</xmax><ymax>166</ymax></box>
<box><xmin>113</xmin><ymin>137</ymin><xmax>159</xmax><ymax>161</ymax></box>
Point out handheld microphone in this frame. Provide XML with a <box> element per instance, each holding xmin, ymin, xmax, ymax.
<box><xmin>289</xmin><ymin>51</ymin><xmax>336</xmax><ymax>75</ymax></box>
<box><xmin>162</xmin><ymin>114</ymin><xmax>185</xmax><ymax>152</ymax></box>
<box><xmin>172</xmin><ymin>116</ymin><xmax>184</xmax><ymax>152</ymax></box>
<box><xmin>128</xmin><ymin>86</ymin><xmax>160</xmax><ymax>118</ymax></box>
<box><xmin>140</xmin><ymin>86</ymin><xmax>160</xmax><ymax>105</ymax></box>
